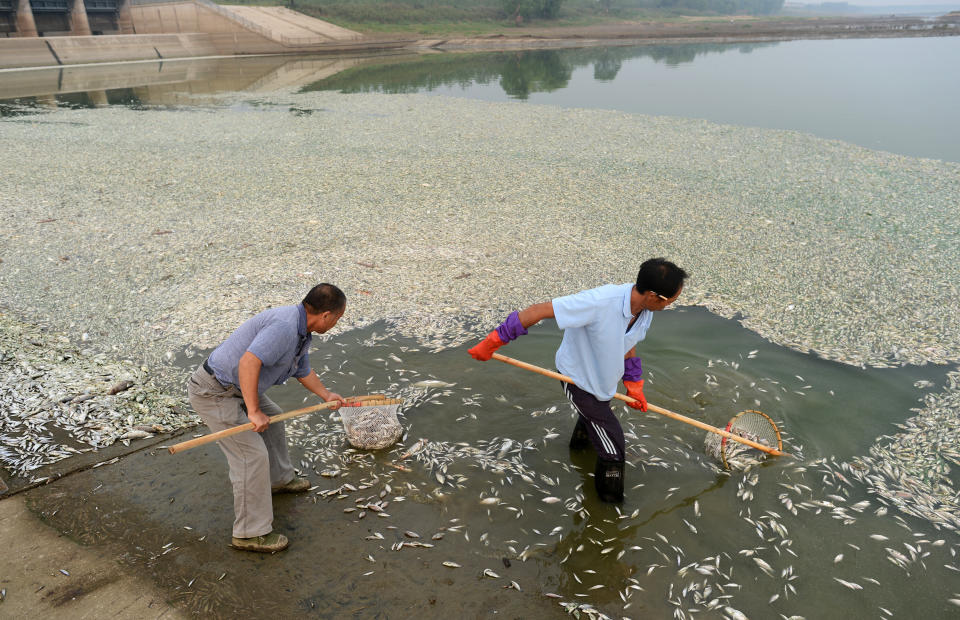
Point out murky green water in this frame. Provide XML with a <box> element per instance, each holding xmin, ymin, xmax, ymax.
<box><xmin>309</xmin><ymin>36</ymin><xmax>960</xmax><ymax>163</ymax></box>
<box><xmin>28</xmin><ymin>309</ymin><xmax>958</xmax><ymax>618</ymax></box>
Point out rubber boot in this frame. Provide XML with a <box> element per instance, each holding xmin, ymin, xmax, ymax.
<box><xmin>595</xmin><ymin>459</ymin><xmax>625</xmax><ymax>504</ymax></box>
<box><xmin>569</xmin><ymin>416</ymin><xmax>590</xmax><ymax>450</ymax></box>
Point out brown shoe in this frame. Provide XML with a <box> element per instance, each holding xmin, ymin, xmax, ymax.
<box><xmin>231</xmin><ymin>531</ymin><xmax>289</xmax><ymax>553</ymax></box>
<box><xmin>272</xmin><ymin>476</ymin><xmax>310</xmax><ymax>494</ymax></box>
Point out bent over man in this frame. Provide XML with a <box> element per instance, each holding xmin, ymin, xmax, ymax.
<box><xmin>188</xmin><ymin>283</ymin><xmax>346</xmax><ymax>552</ymax></box>
<box><xmin>468</xmin><ymin>259</ymin><xmax>688</xmax><ymax>503</ymax></box>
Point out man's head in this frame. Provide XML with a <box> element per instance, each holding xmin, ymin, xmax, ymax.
<box><xmin>303</xmin><ymin>283</ymin><xmax>346</xmax><ymax>333</ymax></box>
<box><xmin>635</xmin><ymin>258</ymin><xmax>688</xmax><ymax>310</ymax></box>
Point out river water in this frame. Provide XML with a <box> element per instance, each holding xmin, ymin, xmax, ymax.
<box><xmin>8</xmin><ymin>36</ymin><xmax>960</xmax><ymax>619</ymax></box>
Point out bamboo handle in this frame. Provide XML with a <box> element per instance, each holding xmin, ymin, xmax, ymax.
<box><xmin>168</xmin><ymin>394</ymin><xmax>391</xmax><ymax>455</ymax></box>
<box><xmin>491</xmin><ymin>353</ymin><xmax>789</xmax><ymax>458</ymax></box>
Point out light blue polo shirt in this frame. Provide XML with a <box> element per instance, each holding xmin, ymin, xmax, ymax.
<box><xmin>554</xmin><ymin>283</ymin><xmax>652</xmax><ymax>401</ymax></box>
<box><xmin>207</xmin><ymin>304</ymin><xmax>312</xmax><ymax>395</ymax></box>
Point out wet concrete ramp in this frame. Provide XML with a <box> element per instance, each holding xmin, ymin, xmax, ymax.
<box><xmin>222</xmin><ymin>5</ymin><xmax>362</xmax><ymax>45</ymax></box>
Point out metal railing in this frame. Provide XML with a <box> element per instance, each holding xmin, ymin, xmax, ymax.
<box><xmin>30</xmin><ymin>0</ymin><xmax>70</xmax><ymax>12</ymax></box>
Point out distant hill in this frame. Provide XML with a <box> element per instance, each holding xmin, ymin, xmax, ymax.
<box><xmin>782</xmin><ymin>2</ymin><xmax>960</xmax><ymax>16</ymax></box>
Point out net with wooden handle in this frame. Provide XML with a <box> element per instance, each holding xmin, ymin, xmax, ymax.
<box><xmin>167</xmin><ymin>395</ymin><xmax>399</xmax><ymax>454</ymax></box>
<box><xmin>490</xmin><ymin>353</ymin><xmax>789</xmax><ymax>459</ymax></box>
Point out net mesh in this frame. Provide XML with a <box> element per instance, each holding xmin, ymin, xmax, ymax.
<box><xmin>704</xmin><ymin>410</ymin><xmax>781</xmax><ymax>470</ymax></box>
<box><xmin>338</xmin><ymin>403</ymin><xmax>403</xmax><ymax>450</ymax></box>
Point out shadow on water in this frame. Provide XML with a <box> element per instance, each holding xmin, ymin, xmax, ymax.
<box><xmin>23</xmin><ymin>307</ymin><xmax>958</xmax><ymax>618</ymax></box>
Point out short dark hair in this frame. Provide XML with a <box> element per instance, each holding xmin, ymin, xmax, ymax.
<box><xmin>636</xmin><ymin>258</ymin><xmax>688</xmax><ymax>297</ymax></box>
<box><xmin>302</xmin><ymin>283</ymin><xmax>346</xmax><ymax>314</ymax></box>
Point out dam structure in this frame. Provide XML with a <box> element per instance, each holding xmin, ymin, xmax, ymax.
<box><xmin>0</xmin><ymin>0</ymin><xmax>380</xmax><ymax>69</ymax></box>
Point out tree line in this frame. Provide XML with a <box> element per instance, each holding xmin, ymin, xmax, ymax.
<box><xmin>277</xmin><ymin>0</ymin><xmax>787</xmax><ymax>25</ymax></box>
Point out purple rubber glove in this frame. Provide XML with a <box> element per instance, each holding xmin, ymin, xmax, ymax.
<box><xmin>623</xmin><ymin>357</ymin><xmax>643</xmax><ymax>382</ymax></box>
<box><xmin>495</xmin><ymin>311</ymin><xmax>528</xmax><ymax>343</ymax></box>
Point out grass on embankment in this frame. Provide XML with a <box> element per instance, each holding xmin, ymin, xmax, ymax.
<box><xmin>216</xmin><ymin>0</ymin><xmax>738</xmax><ymax>37</ymax></box>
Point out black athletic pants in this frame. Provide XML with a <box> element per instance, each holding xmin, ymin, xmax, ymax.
<box><xmin>563</xmin><ymin>381</ymin><xmax>626</xmax><ymax>503</ymax></box>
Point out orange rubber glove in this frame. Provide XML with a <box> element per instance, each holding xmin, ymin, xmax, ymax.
<box><xmin>468</xmin><ymin>330</ymin><xmax>506</xmax><ymax>361</ymax></box>
<box><xmin>624</xmin><ymin>379</ymin><xmax>647</xmax><ymax>411</ymax></box>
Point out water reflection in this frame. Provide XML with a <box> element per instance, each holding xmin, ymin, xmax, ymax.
<box><xmin>0</xmin><ymin>53</ymin><xmax>403</xmax><ymax>110</ymax></box>
<box><xmin>302</xmin><ymin>43</ymin><xmax>777</xmax><ymax>100</ymax></box>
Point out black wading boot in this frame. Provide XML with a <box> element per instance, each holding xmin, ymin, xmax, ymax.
<box><xmin>595</xmin><ymin>459</ymin><xmax>625</xmax><ymax>504</ymax></box>
<box><xmin>569</xmin><ymin>416</ymin><xmax>591</xmax><ymax>450</ymax></box>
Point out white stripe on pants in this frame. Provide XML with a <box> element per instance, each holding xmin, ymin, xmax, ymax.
<box><xmin>187</xmin><ymin>366</ymin><xmax>294</xmax><ymax>538</ymax></box>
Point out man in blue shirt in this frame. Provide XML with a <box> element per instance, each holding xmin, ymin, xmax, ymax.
<box><xmin>469</xmin><ymin>259</ymin><xmax>688</xmax><ymax>503</ymax></box>
<box><xmin>188</xmin><ymin>283</ymin><xmax>347</xmax><ymax>552</ymax></box>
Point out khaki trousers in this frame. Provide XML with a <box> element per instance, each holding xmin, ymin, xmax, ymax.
<box><xmin>187</xmin><ymin>366</ymin><xmax>294</xmax><ymax>538</ymax></box>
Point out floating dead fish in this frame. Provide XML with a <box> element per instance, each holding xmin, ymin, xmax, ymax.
<box><xmin>442</xmin><ymin>561</ymin><xmax>461</xmax><ymax>569</ymax></box>
<box><xmin>412</xmin><ymin>380</ymin><xmax>455</xmax><ymax>388</ymax></box>
<box><xmin>834</xmin><ymin>578</ymin><xmax>863</xmax><ymax>591</ymax></box>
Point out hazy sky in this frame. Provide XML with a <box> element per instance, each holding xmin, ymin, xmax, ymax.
<box><xmin>846</xmin><ymin>1</ymin><xmax>959</xmax><ymax>5</ymax></box>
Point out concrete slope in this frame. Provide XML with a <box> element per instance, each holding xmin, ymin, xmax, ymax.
<box><xmin>223</xmin><ymin>5</ymin><xmax>361</xmax><ymax>44</ymax></box>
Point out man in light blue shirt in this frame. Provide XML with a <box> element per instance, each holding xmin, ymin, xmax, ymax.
<box><xmin>469</xmin><ymin>258</ymin><xmax>688</xmax><ymax>503</ymax></box>
<box><xmin>188</xmin><ymin>283</ymin><xmax>347</xmax><ymax>552</ymax></box>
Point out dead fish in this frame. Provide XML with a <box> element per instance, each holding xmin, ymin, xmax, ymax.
<box><xmin>442</xmin><ymin>561</ymin><xmax>461</xmax><ymax>569</ymax></box>
<box><xmin>753</xmin><ymin>557</ymin><xmax>774</xmax><ymax>577</ymax></box>
<box><xmin>480</xmin><ymin>497</ymin><xmax>500</xmax><ymax>505</ymax></box>
<box><xmin>413</xmin><ymin>380</ymin><xmax>455</xmax><ymax>388</ymax></box>
<box><xmin>542</xmin><ymin>497</ymin><xmax>561</xmax><ymax>504</ymax></box>
<box><xmin>482</xmin><ymin>569</ymin><xmax>501</xmax><ymax>579</ymax></box>
<box><xmin>834</xmin><ymin>578</ymin><xmax>863</xmax><ymax>590</ymax></box>
<box><xmin>404</xmin><ymin>531</ymin><xmax>420</xmax><ymax>539</ymax></box>
<box><xmin>107</xmin><ymin>380</ymin><xmax>135</xmax><ymax>395</ymax></box>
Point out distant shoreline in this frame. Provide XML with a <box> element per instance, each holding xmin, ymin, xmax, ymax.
<box><xmin>397</xmin><ymin>14</ymin><xmax>960</xmax><ymax>51</ymax></box>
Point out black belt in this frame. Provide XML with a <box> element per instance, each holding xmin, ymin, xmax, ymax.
<box><xmin>203</xmin><ymin>359</ymin><xmax>215</xmax><ymax>376</ymax></box>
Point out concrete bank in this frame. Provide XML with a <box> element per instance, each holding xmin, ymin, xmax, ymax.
<box><xmin>0</xmin><ymin>33</ymin><xmax>218</xmax><ymax>69</ymax></box>
<box><xmin>0</xmin><ymin>495</ymin><xmax>183</xmax><ymax>618</ymax></box>
<box><xmin>0</xmin><ymin>0</ymin><xmax>405</xmax><ymax>70</ymax></box>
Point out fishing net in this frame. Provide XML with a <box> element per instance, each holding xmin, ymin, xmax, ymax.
<box><xmin>338</xmin><ymin>400</ymin><xmax>403</xmax><ymax>450</ymax></box>
<box><xmin>704</xmin><ymin>409</ymin><xmax>782</xmax><ymax>470</ymax></box>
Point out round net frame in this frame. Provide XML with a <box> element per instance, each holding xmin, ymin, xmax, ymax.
<box><xmin>338</xmin><ymin>403</ymin><xmax>403</xmax><ymax>450</ymax></box>
<box><xmin>704</xmin><ymin>409</ymin><xmax>782</xmax><ymax>470</ymax></box>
